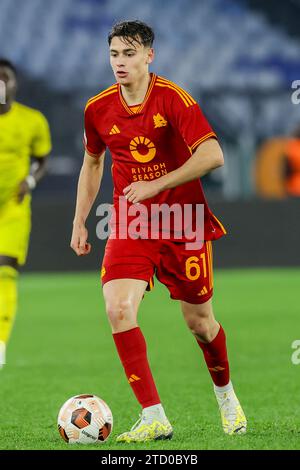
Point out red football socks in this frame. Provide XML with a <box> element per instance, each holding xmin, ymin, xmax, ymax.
<box><xmin>113</xmin><ymin>327</ymin><xmax>161</xmax><ymax>408</ymax></box>
<box><xmin>196</xmin><ymin>324</ymin><xmax>230</xmax><ymax>386</ymax></box>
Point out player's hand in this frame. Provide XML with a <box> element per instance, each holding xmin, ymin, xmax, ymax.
<box><xmin>123</xmin><ymin>180</ymin><xmax>162</xmax><ymax>203</ymax></box>
<box><xmin>17</xmin><ymin>179</ymin><xmax>30</xmax><ymax>203</ymax></box>
<box><xmin>70</xmin><ymin>223</ymin><xmax>91</xmax><ymax>256</ymax></box>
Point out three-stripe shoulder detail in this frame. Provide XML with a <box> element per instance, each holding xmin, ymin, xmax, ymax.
<box><xmin>155</xmin><ymin>77</ymin><xmax>196</xmax><ymax>107</ymax></box>
<box><xmin>85</xmin><ymin>85</ymin><xmax>118</xmax><ymax>111</ymax></box>
<box><xmin>190</xmin><ymin>132</ymin><xmax>216</xmax><ymax>151</ymax></box>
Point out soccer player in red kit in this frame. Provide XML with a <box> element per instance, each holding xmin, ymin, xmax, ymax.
<box><xmin>71</xmin><ymin>20</ymin><xmax>247</xmax><ymax>442</ymax></box>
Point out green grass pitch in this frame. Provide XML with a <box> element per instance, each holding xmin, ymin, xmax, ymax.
<box><xmin>0</xmin><ymin>269</ymin><xmax>299</xmax><ymax>450</ymax></box>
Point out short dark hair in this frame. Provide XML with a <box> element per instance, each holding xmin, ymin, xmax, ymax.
<box><xmin>108</xmin><ymin>20</ymin><xmax>155</xmax><ymax>48</ymax></box>
<box><xmin>0</xmin><ymin>58</ymin><xmax>17</xmax><ymax>76</ymax></box>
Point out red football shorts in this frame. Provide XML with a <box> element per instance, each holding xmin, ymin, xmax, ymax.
<box><xmin>101</xmin><ymin>237</ymin><xmax>214</xmax><ymax>304</ymax></box>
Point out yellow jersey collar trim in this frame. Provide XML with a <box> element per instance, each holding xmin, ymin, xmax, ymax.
<box><xmin>118</xmin><ymin>73</ymin><xmax>156</xmax><ymax>116</ymax></box>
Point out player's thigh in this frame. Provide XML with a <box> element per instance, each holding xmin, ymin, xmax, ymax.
<box><xmin>101</xmin><ymin>237</ymin><xmax>157</xmax><ymax>328</ymax></box>
<box><xmin>103</xmin><ymin>278</ymin><xmax>148</xmax><ymax>312</ymax></box>
<box><xmin>156</xmin><ymin>240</ymin><xmax>214</xmax><ymax>304</ymax></box>
<box><xmin>101</xmin><ymin>237</ymin><xmax>157</xmax><ymax>294</ymax></box>
<box><xmin>101</xmin><ymin>237</ymin><xmax>156</xmax><ymax>283</ymax></box>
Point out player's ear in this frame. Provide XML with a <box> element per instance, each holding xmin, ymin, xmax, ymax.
<box><xmin>146</xmin><ymin>48</ymin><xmax>154</xmax><ymax>65</ymax></box>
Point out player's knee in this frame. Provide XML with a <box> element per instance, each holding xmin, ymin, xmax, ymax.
<box><xmin>105</xmin><ymin>298</ymin><xmax>135</xmax><ymax>329</ymax></box>
<box><xmin>187</xmin><ymin>317</ymin><xmax>213</xmax><ymax>342</ymax></box>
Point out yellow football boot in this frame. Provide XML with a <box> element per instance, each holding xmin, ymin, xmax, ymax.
<box><xmin>215</xmin><ymin>385</ymin><xmax>247</xmax><ymax>435</ymax></box>
<box><xmin>116</xmin><ymin>415</ymin><xmax>173</xmax><ymax>443</ymax></box>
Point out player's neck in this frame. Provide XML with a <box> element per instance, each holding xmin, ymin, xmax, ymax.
<box><xmin>120</xmin><ymin>73</ymin><xmax>151</xmax><ymax>106</ymax></box>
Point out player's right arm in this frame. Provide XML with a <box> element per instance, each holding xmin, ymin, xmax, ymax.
<box><xmin>71</xmin><ymin>98</ymin><xmax>106</xmax><ymax>256</ymax></box>
<box><xmin>70</xmin><ymin>150</ymin><xmax>105</xmax><ymax>256</ymax></box>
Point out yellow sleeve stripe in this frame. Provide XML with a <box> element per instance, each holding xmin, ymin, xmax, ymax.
<box><xmin>149</xmin><ymin>277</ymin><xmax>154</xmax><ymax>291</ymax></box>
<box><xmin>156</xmin><ymin>77</ymin><xmax>196</xmax><ymax>105</ymax></box>
<box><xmin>85</xmin><ymin>87</ymin><xmax>118</xmax><ymax>110</ymax></box>
<box><xmin>211</xmin><ymin>214</ymin><xmax>227</xmax><ymax>235</ymax></box>
<box><xmin>156</xmin><ymin>77</ymin><xmax>196</xmax><ymax>107</ymax></box>
<box><xmin>190</xmin><ymin>132</ymin><xmax>216</xmax><ymax>151</ymax></box>
<box><xmin>86</xmin><ymin>84</ymin><xmax>117</xmax><ymax>104</ymax></box>
<box><xmin>155</xmin><ymin>82</ymin><xmax>191</xmax><ymax>107</ymax></box>
<box><xmin>206</xmin><ymin>241</ymin><xmax>211</xmax><ymax>290</ymax></box>
<box><xmin>207</xmin><ymin>241</ymin><xmax>214</xmax><ymax>290</ymax></box>
<box><xmin>85</xmin><ymin>86</ymin><xmax>118</xmax><ymax>111</ymax></box>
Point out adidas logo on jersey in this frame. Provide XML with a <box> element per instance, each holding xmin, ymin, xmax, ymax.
<box><xmin>197</xmin><ymin>286</ymin><xmax>208</xmax><ymax>296</ymax></box>
<box><xmin>109</xmin><ymin>125</ymin><xmax>120</xmax><ymax>135</ymax></box>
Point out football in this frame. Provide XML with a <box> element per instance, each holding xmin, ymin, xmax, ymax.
<box><xmin>57</xmin><ymin>394</ymin><xmax>113</xmax><ymax>444</ymax></box>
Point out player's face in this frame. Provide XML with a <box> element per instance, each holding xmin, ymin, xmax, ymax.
<box><xmin>0</xmin><ymin>66</ymin><xmax>17</xmax><ymax>103</ymax></box>
<box><xmin>110</xmin><ymin>36</ymin><xmax>154</xmax><ymax>86</ymax></box>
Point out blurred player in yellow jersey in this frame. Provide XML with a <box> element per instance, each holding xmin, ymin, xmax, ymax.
<box><xmin>0</xmin><ymin>59</ymin><xmax>52</xmax><ymax>367</ymax></box>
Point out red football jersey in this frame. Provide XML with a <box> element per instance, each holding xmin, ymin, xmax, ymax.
<box><xmin>84</xmin><ymin>73</ymin><xmax>226</xmax><ymax>241</ymax></box>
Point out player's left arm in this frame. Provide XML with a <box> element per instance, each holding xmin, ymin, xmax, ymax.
<box><xmin>17</xmin><ymin>112</ymin><xmax>52</xmax><ymax>203</ymax></box>
<box><xmin>156</xmin><ymin>137</ymin><xmax>223</xmax><ymax>190</ymax></box>
<box><xmin>124</xmin><ymin>138</ymin><xmax>223</xmax><ymax>203</ymax></box>
<box><xmin>124</xmin><ymin>93</ymin><xmax>223</xmax><ymax>203</ymax></box>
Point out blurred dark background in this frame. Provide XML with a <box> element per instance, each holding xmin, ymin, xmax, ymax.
<box><xmin>1</xmin><ymin>0</ymin><xmax>299</xmax><ymax>270</ymax></box>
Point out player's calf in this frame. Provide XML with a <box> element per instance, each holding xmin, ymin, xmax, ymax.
<box><xmin>181</xmin><ymin>299</ymin><xmax>219</xmax><ymax>343</ymax></box>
